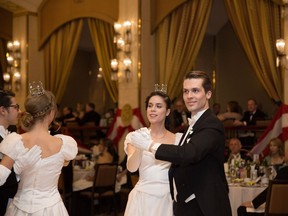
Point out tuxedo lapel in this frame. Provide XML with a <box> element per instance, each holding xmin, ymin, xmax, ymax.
<box><xmin>177</xmin><ymin>127</ymin><xmax>190</xmax><ymax>146</ymax></box>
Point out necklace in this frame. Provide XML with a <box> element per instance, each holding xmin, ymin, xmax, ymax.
<box><xmin>151</xmin><ymin>130</ymin><xmax>167</xmax><ymax>139</ymax></box>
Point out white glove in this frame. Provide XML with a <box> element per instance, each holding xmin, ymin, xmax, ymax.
<box><xmin>13</xmin><ymin>145</ymin><xmax>42</xmax><ymax>174</ymax></box>
<box><xmin>0</xmin><ymin>164</ymin><xmax>11</xmax><ymax>186</ymax></box>
<box><xmin>130</xmin><ymin>128</ymin><xmax>153</xmax><ymax>151</ymax></box>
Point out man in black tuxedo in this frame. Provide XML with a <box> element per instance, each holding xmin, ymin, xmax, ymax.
<box><xmin>237</xmin><ymin>165</ymin><xmax>288</xmax><ymax>216</ymax></box>
<box><xmin>0</xmin><ymin>90</ymin><xmax>20</xmax><ymax>215</ymax></box>
<box><xmin>166</xmin><ymin>98</ymin><xmax>190</xmax><ymax>133</ymax></box>
<box><xmin>233</xmin><ymin>99</ymin><xmax>267</xmax><ymax>150</ymax></box>
<box><xmin>130</xmin><ymin>71</ymin><xmax>232</xmax><ymax>216</ymax></box>
<box><xmin>234</xmin><ymin>99</ymin><xmax>267</xmax><ymax>127</ymax></box>
<box><xmin>78</xmin><ymin>102</ymin><xmax>101</xmax><ymax>126</ymax></box>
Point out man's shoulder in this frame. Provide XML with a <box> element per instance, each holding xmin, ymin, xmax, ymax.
<box><xmin>199</xmin><ymin>109</ymin><xmax>223</xmax><ymax>126</ymax></box>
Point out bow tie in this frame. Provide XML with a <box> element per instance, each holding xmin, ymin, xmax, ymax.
<box><xmin>4</xmin><ymin>129</ymin><xmax>9</xmax><ymax>137</ymax></box>
<box><xmin>188</xmin><ymin>117</ymin><xmax>196</xmax><ymax>126</ymax></box>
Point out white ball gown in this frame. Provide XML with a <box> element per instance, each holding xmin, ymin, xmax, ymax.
<box><xmin>0</xmin><ymin>133</ymin><xmax>78</xmax><ymax>216</ymax></box>
<box><xmin>124</xmin><ymin>131</ymin><xmax>182</xmax><ymax>216</ymax></box>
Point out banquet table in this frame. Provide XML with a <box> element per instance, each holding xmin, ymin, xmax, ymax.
<box><xmin>73</xmin><ymin>168</ymin><xmax>94</xmax><ymax>191</ymax></box>
<box><xmin>72</xmin><ymin>164</ymin><xmax>127</xmax><ymax>192</ymax></box>
<box><xmin>229</xmin><ymin>184</ymin><xmax>266</xmax><ymax>216</ymax></box>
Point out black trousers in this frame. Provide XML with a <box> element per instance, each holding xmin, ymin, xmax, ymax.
<box><xmin>237</xmin><ymin>206</ymin><xmax>264</xmax><ymax>216</ymax></box>
<box><xmin>173</xmin><ymin>199</ymin><xmax>204</xmax><ymax>216</ymax></box>
<box><xmin>0</xmin><ymin>171</ymin><xmax>18</xmax><ymax>216</ymax></box>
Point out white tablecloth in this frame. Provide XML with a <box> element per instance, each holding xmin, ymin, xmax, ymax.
<box><xmin>72</xmin><ymin>166</ymin><xmax>127</xmax><ymax>192</ymax></box>
<box><xmin>229</xmin><ymin>184</ymin><xmax>266</xmax><ymax>216</ymax></box>
<box><xmin>73</xmin><ymin>168</ymin><xmax>94</xmax><ymax>191</ymax></box>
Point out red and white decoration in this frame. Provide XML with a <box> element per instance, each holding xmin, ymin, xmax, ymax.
<box><xmin>107</xmin><ymin>107</ymin><xmax>146</xmax><ymax>147</ymax></box>
<box><xmin>250</xmin><ymin>104</ymin><xmax>288</xmax><ymax>157</ymax></box>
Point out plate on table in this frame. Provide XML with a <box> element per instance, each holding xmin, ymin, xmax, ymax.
<box><xmin>240</xmin><ymin>181</ymin><xmax>260</xmax><ymax>187</ymax></box>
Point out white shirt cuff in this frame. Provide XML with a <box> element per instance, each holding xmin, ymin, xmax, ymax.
<box><xmin>150</xmin><ymin>143</ymin><xmax>161</xmax><ymax>154</ymax></box>
<box><xmin>0</xmin><ymin>164</ymin><xmax>12</xmax><ymax>186</ymax></box>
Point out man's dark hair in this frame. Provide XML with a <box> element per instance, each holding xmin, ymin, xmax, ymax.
<box><xmin>184</xmin><ymin>71</ymin><xmax>212</xmax><ymax>93</ymax></box>
<box><xmin>87</xmin><ymin>102</ymin><xmax>95</xmax><ymax>110</ymax></box>
<box><xmin>0</xmin><ymin>89</ymin><xmax>15</xmax><ymax>107</ymax></box>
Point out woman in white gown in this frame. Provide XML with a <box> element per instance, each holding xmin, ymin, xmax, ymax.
<box><xmin>0</xmin><ymin>82</ymin><xmax>78</xmax><ymax>216</ymax></box>
<box><xmin>124</xmin><ymin>90</ymin><xmax>182</xmax><ymax>216</ymax></box>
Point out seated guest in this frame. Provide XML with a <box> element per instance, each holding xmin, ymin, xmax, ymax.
<box><xmin>78</xmin><ymin>102</ymin><xmax>101</xmax><ymax>126</ymax></box>
<box><xmin>166</xmin><ymin>98</ymin><xmax>190</xmax><ymax>133</ymax></box>
<box><xmin>73</xmin><ymin>102</ymin><xmax>85</xmax><ymax>119</ymax></box>
<box><xmin>237</xmin><ymin>164</ymin><xmax>288</xmax><ymax>216</ymax></box>
<box><xmin>225</xmin><ymin>138</ymin><xmax>251</xmax><ymax>165</ymax></box>
<box><xmin>263</xmin><ymin>137</ymin><xmax>285</xmax><ymax>173</ymax></box>
<box><xmin>59</xmin><ymin>106</ymin><xmax>76</xmax><ymax>126</ymax></box>
<box><xmin>234</xmin><ymin>99</ymin><xmax>267</xmax><ymax>127</ymax></box>
<box><xmin>92</xmin><ymin>138</ymin><xmax>119</xmax><ymax>164</ymax></box>
<box><xmin>233</xmin><ymin>99</ymin><xmax>267</xmax><ymax>150</ymax></box>
<box><xmin>217</xmin><ymin>100</ymin><xmax>242</xmax><ymax>123</ymax></box>
<box><xmin>212</xmin><ymin>102</ymin><xmax>221</xmax><ymax>116</ymax></box>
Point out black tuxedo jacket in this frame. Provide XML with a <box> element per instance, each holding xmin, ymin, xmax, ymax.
<box><xmin>0</xmin><ymin>136</ymin><xmax>18</xmax><ymax>216</ymax></box>
<box><xmin>241</xmin><ymin>109</ymin><xmax>266</xmax><ymax>126</ymax></box>
<box><xmin>155</xmin><ymin>109</ymin><xmax>232</xmax><ymax>216</ymax></box>
<box><xmin>252</xmin><ymin>166</ymin><xmax>288</xmax><ymax>208</ymax></box>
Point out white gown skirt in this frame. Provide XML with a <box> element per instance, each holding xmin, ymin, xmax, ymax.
<box><xmin>124</xmin><ymin>188</ymin><xmax>173</xmax><ymax>216</ymax></box>
<box><xmin>5</xmin><ymin>201</ymin><xmax>68</xmax><ymax>216</ymax></box>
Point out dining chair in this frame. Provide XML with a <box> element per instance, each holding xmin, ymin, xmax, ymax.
<box><xmin>264</xmin><ymin>179</ymin><xmax>288</xmax><ymax>216</ymax></box>
<box><xmin>79</xmin><ymin>163</ymin><xmax>118</xmax><ymax>216</ymax></box>
<box><xmin>58</xmin><ymin>162</ymin><xmax>73</xmax><ymax>214</ymax></box>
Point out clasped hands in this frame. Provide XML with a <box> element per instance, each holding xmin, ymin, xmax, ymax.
<box><xmin>130</xmin><ymin>128</ymin><xmax>153</xmax><ymax>151</ymax></box>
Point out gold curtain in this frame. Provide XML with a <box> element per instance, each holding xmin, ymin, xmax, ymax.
<box><xmin>155</xmin><ymin>0</ymin><xmax>213</xmax><ymax>100</ymax></box>
<box><xmin>223</xmin><ymin>0</ymin><xmax>283</xmax><ymax>103</ymax></box>
<box><xmin>0</xmin><ymin>38</ymin><xmax>7</xmax><ymax>87</ymax></box>
<box><xmin>43</xmin><ymin>19</ymin><xmax>83</xmax><ymax>102</ymax></box>
<box><xmin>87</xmin><ymin>18</ymin><xmax>118</xmax><ymax>103</ymax></box>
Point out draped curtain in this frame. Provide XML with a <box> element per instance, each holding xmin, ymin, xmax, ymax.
<box><xmin>43</xmin><ymin>19</ymin><xmax>83</xmax><ymax>102</ymax></box>
<box><xmin>88</xmin><ymin>18</ymin><xmax>118</xmax><ymax>103</ymax></box>
<box><xmin>155</xmin><ymin>0</ymin><xmax>213</xmax><ymax>100</ymax></box>
<box><xmin>0</xmin><ymin>38</ymin><xmax>7</xmax><ymax>88</ymax></box>
<box><xmin>223</xmin><ymin>0</ymin><xmax>283</xmax><ymax>104</ymax></box>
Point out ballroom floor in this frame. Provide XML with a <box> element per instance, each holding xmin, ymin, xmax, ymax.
<box><xmin>70</xmin><ymin>192</ymin><xmax>127</xmax><ymax>216</ymax></box>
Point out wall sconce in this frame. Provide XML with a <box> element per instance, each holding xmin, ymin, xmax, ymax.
<box><xmin>276</xmin><ymin>38</ymin><xmax>288</xmax><ymax>68</ymax></box>
<box><xmin>4</xmin><ymin>40</ymin><xmax>21</xmax><ymax>91</ymax></box>
<box><xmin>110</xmin><ymin>20</ymin><xmax>133</xmax><ymax>82</ymax></box>
<box><xmin>110</xmin><ymin>59</ymin><xmax>119</xmax><ymax>81</ymax></box>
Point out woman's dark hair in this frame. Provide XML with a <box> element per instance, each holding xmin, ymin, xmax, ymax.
<box><xmin>227</xmin><ymin>101</ymin><xmax>242</xmax><ymax>113</ymax></box>
<box><xmin>144</xmin><ymin>91</ymin><xmax>172</xmax><ymax>110</ymax></box>
<box><xmin>100</xmin><ymin>138</ymin><xmax>119</xmax><ymax>163</ymax></box>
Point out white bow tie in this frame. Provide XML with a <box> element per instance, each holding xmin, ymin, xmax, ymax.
<box><xmin>4</xmin><ymin>129</ymin><xmax>9</xmax><ymax>137</ymax></box>
<box><xmin>188</xmin><ymin>117</ymin><xmax>196</xmax><ymax>126</ymax></box>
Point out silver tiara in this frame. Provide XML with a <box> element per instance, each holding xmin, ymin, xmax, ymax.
<box><xmin>29</xmin><ymin>81</ymin><xmax>45</xmax><ymax>96</ymax></box>
<box><xmin>154</xmin><ymin>84</ymin><xmax>167</xmax><ymax>94</ymax></box>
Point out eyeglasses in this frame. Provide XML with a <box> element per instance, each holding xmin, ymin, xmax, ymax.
<box><xmin>7</xmin><ymin>104</ymin><xmax>20</xmax><ymax>111</ymax></box>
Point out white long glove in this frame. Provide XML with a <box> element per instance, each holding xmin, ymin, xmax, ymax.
<box><xmin>130</xmin><ymin>128</ymin><xmax>153</xmax><ymax>151</ymax></box>
<box><xmin>0</xmin><ymin>164</ymin><xmax>11</xmax><ymax>186</ymax></box>
<box><xmin>13</xmin><ymin>145</ymin><xmax>42</xmax><ymax>174</ymax></box>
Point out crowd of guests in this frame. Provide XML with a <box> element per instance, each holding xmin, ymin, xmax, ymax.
<box><xmin>224</xmin><ymin>136</ymin><xmax>287</xmax><ymax>216</ymax></box>
<box><xmin>56</xmin><ymin>102</ymin><xmax>116</xmax><ymax>128</ymax></box>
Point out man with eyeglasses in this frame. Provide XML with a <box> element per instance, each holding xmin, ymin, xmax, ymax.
<box><xmin>0</xmin><ymin>89</ymin><xmax>41</xmax><ymax>216</ymax></box>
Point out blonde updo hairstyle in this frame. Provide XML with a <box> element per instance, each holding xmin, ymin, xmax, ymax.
<box><xmin>21</xmin><ymin>90</ymin><xmax>58</xmax><ymax>131</ymax></box>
